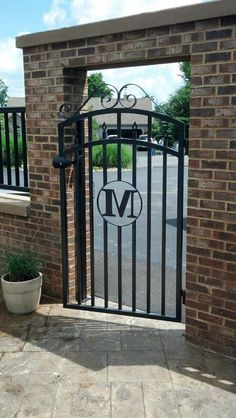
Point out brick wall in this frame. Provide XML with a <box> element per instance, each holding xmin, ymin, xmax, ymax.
<box><xmin>1</xmin><ymin>12</ymin><xmax>235</xmax><ymax>356</ymax></box>
<box><xmin>186</xmin><ymin>17</ymin><xmax>236</xmax><ymax>358</ymax></box>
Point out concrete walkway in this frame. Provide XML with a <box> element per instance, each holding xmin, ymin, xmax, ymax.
<box><xmin>0</xmin><ymin>295</ymin><xmax>235</xmax><ymax>418</ymax></box>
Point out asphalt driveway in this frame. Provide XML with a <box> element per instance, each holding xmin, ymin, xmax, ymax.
<box><xmin>90</xmin><ymin>154</ymin><xmax>188</xmax><ymax>317</ymax></box>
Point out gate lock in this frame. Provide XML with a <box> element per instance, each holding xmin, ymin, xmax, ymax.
<box><xmin>53</xmin><ymin>156</ymin><xmax>74</xmax><ymax>169</ymax></box>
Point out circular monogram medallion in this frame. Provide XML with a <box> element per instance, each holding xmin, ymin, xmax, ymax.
<box><xmin>97</xmin><ymin>180</ymin><xmax>142</xmax><ymax>227</ymax></box>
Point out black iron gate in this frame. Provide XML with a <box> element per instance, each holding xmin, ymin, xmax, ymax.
<box><xmin>53</xmin><ymin>87</ymin><xmax>186</xmax><ymax>322</ymax></box>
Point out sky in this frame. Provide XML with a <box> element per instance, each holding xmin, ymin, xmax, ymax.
<box><xmin>1</xmin><ymin>0</ymin><xmax>209</xmax><ymax>103</ymax></box>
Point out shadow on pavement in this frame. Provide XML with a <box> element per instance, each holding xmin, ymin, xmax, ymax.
<box><xmin>0</xmin><ymin>290</ymin><xmax>235</xmax><ymax>396</ymax></box>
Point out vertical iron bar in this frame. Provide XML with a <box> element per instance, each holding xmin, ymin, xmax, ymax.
<box><xmin>12</xmin><ymin>112</ymin><xmax>20</xmax><ymax>186</ymax></box>
<box><xmin>117</xmin><ymin>111</ymin><xmax>122</xmax><ymax>309</ymax></box>
<box><xmin>4</xmin><ymin>112</ymin><xmax>12</xmax><ymax>185</ymax></box>
<box><xmin>146</xmin><ymin>115</ymin><xmax>152</xmax><ymax>313</ymax></box>
<box><xmin>132</xmin><ymin>124</ymin><xmax>137</xmax><ymax>312</ymax></box>
<box><xmin>21</xmin><ymin>111</ymin><xmax>28</xmax><ymax>188</ymax></box>
<box><xmin>88</xmin><ymin>116</ymin><xmax>95</xmax><ymax>306</ymax></box>
<box><xmin>118</xmin><ymin>226</ymin><xmax>122</xmax><ymax>310</ymax></box>
<box><xmin>58</xmin><ymin>124</ymin><xmax>69</xmax><ymax>306</ymax></box>
<box><xmin>80</xmin><ymin>120</ymin><xmax>87</xmax><ymax>302</ymax></box>
<box><xmin>161</xmin><ymin>145</ymin><xmax>167</xmax><ymax>316</ymax></box>
<box><xmin>74</xmin><ymin>125</ymin><xmax>81</xmax><ymax>305</ymax></box>
<box><xmin>117</xmin><ymin>111</ymin><xmax>122</xmax><ymax>180</ymax></box>
<box><xmin>102</xmin><ymin>125</ymin><xmax>108</xmax><ymax>308</ymax></box>
<box><xmin>75</xmin><ymin>119</ymin><xmax>87</xmax><ymax>303</ymax></box>
<box><xmin>176</xmin><ymin>125</ymin><xmax>185</xmax><ymax>321</ymax></box>
<box><xmin>0</xmin><ymin>122</ymin><xmax>3</xmax><ymax>184</ymax></box>
<box><xmin>61</xmin><ymin>166</ymin><xmax>69</xmax><ymax>307</ymax></box>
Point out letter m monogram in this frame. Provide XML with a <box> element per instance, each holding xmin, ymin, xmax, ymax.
<box><xmin>102</xmin><ymin>189</ymin><xmax>137</xmax><ymax>219</ymax></box>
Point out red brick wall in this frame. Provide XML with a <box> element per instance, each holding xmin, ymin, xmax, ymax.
<box><xmin>1</xmin><ymin>14</ymin><xmax>235</xmax><ymax>356</ymax></box>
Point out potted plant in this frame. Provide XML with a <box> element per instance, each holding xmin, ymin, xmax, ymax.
<box><xmin>1</xmin><ymin>250</ymin><xmax>42</xmax><ymax>314</ymax></box>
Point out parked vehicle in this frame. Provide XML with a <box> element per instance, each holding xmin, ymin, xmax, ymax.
<box><xmin>137</xmin><ymin>135</ymin><xmax>157</xmax><ymax>154</ymax></box>
<box><xmin>107</xmin><ymin>135</ymin><xmax>119</xmax><ymax>139</ymax></box>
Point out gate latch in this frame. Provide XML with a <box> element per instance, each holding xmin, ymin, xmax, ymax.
<box><xmin>181</xmin><ymin>289</ymin><xmax>186</xmax><ymax>304</ymax></box>
<box><xmin>53</xmin><ymin>156</ymin><xmax>74</xmax><ymax>169</ymax></box>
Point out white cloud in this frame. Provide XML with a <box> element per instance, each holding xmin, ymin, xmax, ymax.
<box><xmin>43</xmin><ymin>0</ymin><xmax>67</xmax><ymax>28</ymax></box>
<box><xmin>43</xmin><ymin>0</ymin><xmax>208</xmax><ymax>27</ymax></box>
<box><xmin>69</xmin><ymin>0</ymin><xmax>207</xmax><ymax>25</ymax></box>
<box><xmin>0</xmin><ymin>38</ymin><xmax>24</xmax><ymax>97</ymax></box>
<box><xmin>70</xmin><ymin>0</ymin><xmax>113</xmax><ymax>25</ymax></box>
<box><xmin>0</xmin><ymin>38</ymin><xmax>23</xmax><ymax>74</ymax></box>
<box><xmin>17</xmin><ymin>31</ymin><xmax>30</xmax><ymax>37</ymax></box>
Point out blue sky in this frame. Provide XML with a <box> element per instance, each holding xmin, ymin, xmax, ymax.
<box><xmin>0</xmin><ymin>0</ymin><xmax>208</xmax><ymax>102</ymax></box>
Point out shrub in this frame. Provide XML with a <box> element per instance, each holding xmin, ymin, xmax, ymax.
<box><xmin>1</xmin><ymin>132</ymin><xmax>23</xmax><ymax>166</ymax></box>
<box><xmin>92</xmin><ymin>143</ymin><xmax>132</xmax><ymax>169</ymax></box>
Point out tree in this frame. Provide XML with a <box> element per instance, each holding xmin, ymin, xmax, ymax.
<box><xmin>0</xmin><ymin>79</ymin><xmax>8</xmax><ymax>107</ymax></box>
<box><xmin>155</xmin><ymin>61</ymin><xmax>190</xmax><ymax>147</ymax></box>
<box><xmin>179</xmin><ymin>61</ymin><xmax>191</xmax><ymax>84</ymax></box>
<box><xmin>88</xmin><ymin>73</ymin><xmax>112</xmax><ymax>98</ymax></box>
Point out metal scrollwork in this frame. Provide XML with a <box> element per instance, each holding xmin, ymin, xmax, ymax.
<box><xmin>100</xmin><ymin>84</ymin><xmax>119</xmax><ymax>109</ymax></box>
<box><xmin>58</xmin><ymin>82</ymin><xmax>184</xmax><ymax>119</ymax></box>
<box><xmin>117</xmin><ymin>85</ymin><xmax>137</xmax><ymax>109</ymax></box>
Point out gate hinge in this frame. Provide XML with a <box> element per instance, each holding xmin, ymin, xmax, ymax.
<box><xmin>181</xmin><ymin>289</ymin><xmax>186</xmax><ymax>304</ymax></box>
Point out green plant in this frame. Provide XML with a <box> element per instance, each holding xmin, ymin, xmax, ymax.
<box><xmin>1</xmin><ymin>132</ymin><xmax>23</xmax><ymax>166</ymax></box>
<box><xmin>0</xmin><ymin>79</ymin><xmax>8</xmax><ymax>106</ymax></box>
<box><xmin>4</xmin><ymin>251</ymin><xmax>41</xmax><ymax>282</ymax></box>
<box><xmin>92</xmin><ymin>143</ymin><xmax>132</xmax><ymax>168</ymax></box>
<box><xmin>155</xmin><ymin>61</ymin><xmax>190</xmax><ymax>145</ymax></box>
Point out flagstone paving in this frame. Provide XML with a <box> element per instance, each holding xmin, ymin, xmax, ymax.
<box><xmin>0</xmin><ymin>295</ymin><xmax>235</xmax><ymax>417</ymax></box>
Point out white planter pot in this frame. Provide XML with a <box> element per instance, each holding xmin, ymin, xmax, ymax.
<box><xmin>1</xmin><ymin>273</ymin><xmax>42</xmax><ymax>314</ymax></box>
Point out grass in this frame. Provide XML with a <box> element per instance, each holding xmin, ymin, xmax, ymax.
<box><xmin>92</xmin><ymin>143</ymin><xmax>132</xmax><ymax>169</ymax></box>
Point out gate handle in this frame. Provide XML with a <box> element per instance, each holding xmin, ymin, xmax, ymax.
<box><xmin>53</xmin><ymin>156</ymin><xmax>74</xmax><ymax>169</ymax></box>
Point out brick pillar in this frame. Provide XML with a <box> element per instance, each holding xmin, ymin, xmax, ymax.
<box><xmin>63</xmin><ymin>68</ymin><xmax>88</xmax><ymax>302</ymax></box>
<box><xmin>186</xmin><ymin>18</ymin><xmax>236</xmax><ymax>357</ymax></box>
<box><xmin>23</xmin><ymin>45</ymin><xmax>87</xmax><ymax>299</ymax></box>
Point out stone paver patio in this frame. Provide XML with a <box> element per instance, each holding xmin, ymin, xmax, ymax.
<box><xmin>0</xmin><ymin>294</ymin><xmax>235</xmax><ymax>418</ymax></box>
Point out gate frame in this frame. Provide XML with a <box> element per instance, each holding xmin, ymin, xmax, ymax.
<box><xmin>55</xmin><ymin>105</ymin><xmax>186</xmax><ymax>322</ymax></box>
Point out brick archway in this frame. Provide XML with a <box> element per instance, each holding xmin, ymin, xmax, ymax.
<box><xmin>8</xmin><ymin>0</ymin><xmax>236</xmax><ymax>357</ymax></box>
